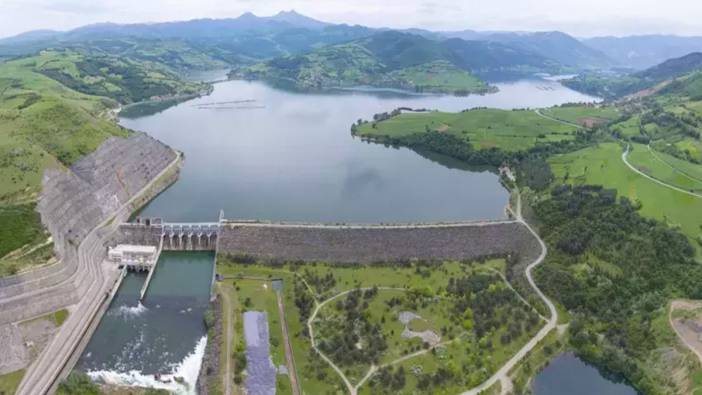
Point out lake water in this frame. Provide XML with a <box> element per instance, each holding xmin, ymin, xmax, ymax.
<box><xmin>533</xmin><ymin>353</ymin><xmax>639</xmax><ymax>395</ymax></box>
<box><xmin>82</xmin><ymin>78</ymin><xmax>609</xmax><ymax>392</ymax></box>
<box><xmin>122</xmin><ymin>79</ymin><xmax>597</xmax><ymax>223</ymax></box>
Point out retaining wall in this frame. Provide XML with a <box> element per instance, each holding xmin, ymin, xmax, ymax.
<box><xmin>0</xmin><ymin>133</ymin><xmax>178</xmax><ymax>324</ymax></box>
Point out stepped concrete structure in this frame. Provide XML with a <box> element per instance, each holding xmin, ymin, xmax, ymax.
<box><xmin>217</xmin><ymin>220</ymin><xmax>541</xmax><ymax>265</ymax></box>
<box><xmin>0</xmin><ymin>133</ymin><xmax>180</xmax><ymax>395</ymax></box>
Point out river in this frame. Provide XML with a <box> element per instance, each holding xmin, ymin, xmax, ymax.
<box><xmin>80</xmin><ymin>78</ymin><xmax>612</xmax><ymax>393</ymax></box>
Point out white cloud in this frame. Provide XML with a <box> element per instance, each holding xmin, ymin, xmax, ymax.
<box><xmin>1</xmin><ymin>0</ymin><xmax>702</xmax><ymax>38</ymax></box>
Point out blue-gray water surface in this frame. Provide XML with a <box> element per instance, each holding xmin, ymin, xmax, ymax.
<box><xmin>78</xmin><ymin>252</ymin><xmax>214</xmax><ymax>394</ymax></box>
<box><xmin>122</xmin><ymin>79</ymin><xmax>598</xmax><ymax>223</ymax></box>
<box><xmin>533</xmin><ymin>353</ymin><xmax>638</xmax><ymax>395</ymax></box>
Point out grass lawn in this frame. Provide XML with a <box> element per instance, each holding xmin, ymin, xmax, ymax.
<box><xmin>217</xmin><ymin>258</ymin><xmax>542</xmax><ymax>394</ymax></box>
<box><xmin>541</xmin><ymin>105</ymin><xmax>620</xmax><ymax>126</ymax></box>
<box><xmin>0</xmin><ymin>369</ymin><xmax>24</xmax><ymax>395</ymax></box>
<box><xmin>217</xmin><ymin>264</ymin><xmax>341</xmax><ymax>395</ymax></box>
<box><xmin>355</xmin><ymin>109</ymin><xmax>577</xmax><ymax>151</ymax></box>
<box><xmin>549</xmin><ymin>142</ymin><xmax>702</xmax><ymax>256</ymax></box>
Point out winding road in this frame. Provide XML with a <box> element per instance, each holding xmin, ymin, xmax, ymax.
<box><xmin>622</xmin><ymin>144</ymin><xmax>702</xmax><ymax>199</ymax></box>
<box><xmin>459</xmin><ymin>192</ymin><xmax>557</xmax><ymax>395</ymax></box>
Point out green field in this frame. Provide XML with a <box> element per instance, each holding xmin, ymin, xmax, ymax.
<box><xmin>383</xmin><ymin>60</ymin><xmax>491</xmax><ymax>94</ymax></box>
<box><xmin>611</xmin><ymin>116</ymin><xmax>642</xmax><ymax>139</ymax></box>
<box><xmin>217</xmin><ymin>258</ymin><xmax>543</xmax><ymax>394</ymax></box>
<box><xmin>541</xmin><ymin>105</ymin><xmax>620</xmax><ymax>126</ymax></box>
<box><xmin>627</xmin><ymin>143</ymin><xmax>702</xmax><ymax>192</ymax></box>
<box><xmin>355</xmin><ymin>108</ymin><xmax>577</xmax><ymax>151</ymax></box>
<box><xmin>549</xmin><ymin>142</ymin><xmax>702</xmax><ymax>253</ymax></box>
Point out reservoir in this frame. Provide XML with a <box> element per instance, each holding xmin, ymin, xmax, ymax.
<box><xmin>532</xmin><ymin>353</ymin><xmax>639</xmax><ymax>395</ymax></box>
<box><xmin>81</xmin><ymin>78</ymin><xmax>599</xmax><ymax>393</ymax></box>
<box><xmin>122</xmin><ymin>79</ymin><xmax>598</xmax><ymax>223</ymax></box>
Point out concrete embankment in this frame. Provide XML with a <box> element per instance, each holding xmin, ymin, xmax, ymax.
<box><xmin>1</xmin><ymin>133</ymin><xmax>180</xmax><ymax>394</ymax></box>
<box><xmin>218</xmin><ymin>221</ymin><xmax>541</xmax><ymax>265</ymax></box>
<box><xmin>0</xmin><ymin>133</ymin><xmax>178</xmax><ymax>324</ymax></box>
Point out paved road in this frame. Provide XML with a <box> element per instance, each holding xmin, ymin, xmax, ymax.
<box><xmin>223</xmin><ymin>219</ymin><xmax>517</xmax><ymax>229</ymax></box>
<box><xmin>16</xmin><ymin>152</ymin><xmax>181</xmax><ymax>395</ymax></box>
<box><xmin>460</xmin><ymin>192</ymin><xmax>557</xmax><ymax>395</ymax></box>
<box><xmin>622</xmin><ymin>144</ymin><xmax>702</xmax><ymax>199</ymax></box>
<box><xmin>220</xmin><ymin>285</ymin><xmax>233</xmax><ymax>395</ymax></box>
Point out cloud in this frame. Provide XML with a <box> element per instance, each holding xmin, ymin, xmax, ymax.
<box><xmin>1</xmin><ymin>0</ymin><xmax>702</xmax><ymax>39</ymax></box>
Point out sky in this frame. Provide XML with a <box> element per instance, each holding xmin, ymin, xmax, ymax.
<box><xmin>2</xmin><ymin>0</ymin><xmax>702</xmax><ymax>39</ymax></box>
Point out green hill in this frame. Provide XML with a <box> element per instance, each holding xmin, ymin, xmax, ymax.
<box><xmin>233</xmin><ymin>31</ymin><xmax>558</xmax><ymax>93</ymax></box>
<box><xmin>564</xmin><ymin>52</ymin><xmax>702</xmax><ymax>99</ymax></box>
<box><xmin>29</xmin><ymin>48</ymin><xmax>210</xmax><ymax>104</ymax></box>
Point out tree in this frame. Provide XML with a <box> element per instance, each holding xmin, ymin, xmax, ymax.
<box><xmin>56</xmin><ymin>372</ymin><xmax>100</xmax><ymax>395</ymax></box>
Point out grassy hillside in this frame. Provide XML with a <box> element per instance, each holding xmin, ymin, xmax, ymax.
<box><xmin>233</xmin><ymin>31</ymin><xmax>559</xmax><ymax>94</ymax></box>
<box><xmin>540</xmin><ymin>104</ymin><xmax>620</xmax><ymax>126</ymax></box>
<box><xmin>564</xmin><ymin>52</ymin><xmax>702</xmax><ymax>99</ymax></box>
<box><xmin>31</xmin><ymin>48</ymin><xmax>209</xmax><ymax>104</ymax></box>
<box><xmin>549</xmin><ymin>142</ymin><xmax>702</xmax><ymax>253</ymax></box>
<box><xmin>0</xmin><ymin>53</ymin><xmax>130</xmax><ymax>274</ymax></box>
<box><xmin>354</xmin><ymin>108</ymin><xmax>578</xmax><ymax>151</ymax></box>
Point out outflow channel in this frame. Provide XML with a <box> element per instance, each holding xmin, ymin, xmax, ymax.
<box><xmin>77</xmin><ymin>251</ymin><xmax>214</xmax><ymax>395</ymax></box>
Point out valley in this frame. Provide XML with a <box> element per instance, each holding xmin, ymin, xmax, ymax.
<box><xmin>0</xmin><ymin>8</ymin><xmax>701</xmax><ymax>395</ymax></box>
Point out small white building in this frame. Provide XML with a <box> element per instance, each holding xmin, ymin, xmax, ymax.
<box><xmin>108</xmin><ymin>244</ymin><xmax>158</xmax><ymax>270</ymax></box>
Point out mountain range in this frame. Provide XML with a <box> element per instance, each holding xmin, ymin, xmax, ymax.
<box><xmin>3</xmin><ymin>10</ymin><xmax>702</xmax><ymax>73</ymax></box>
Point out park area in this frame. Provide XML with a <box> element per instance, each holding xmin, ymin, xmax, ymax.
<box><xmin>216</xmin><ymin>256</ymin><xmax>544</xmax><ymax>395</ymax></box>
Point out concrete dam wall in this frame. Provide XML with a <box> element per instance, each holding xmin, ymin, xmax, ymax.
<box><xmin>217</xmin><ymin>221</ymin><xmax>541</xmax><ymax>265</ymax></box>
<box><xmin>0</xmin><ymin>132</ymin><xmax>178</xmax><ymax>324</ymax></box>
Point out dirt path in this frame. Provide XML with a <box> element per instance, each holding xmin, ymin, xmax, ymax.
<box><xmin>669</xmin><ymin>300</ymin><xmax>702</xmax><ymax>364</ymax></box>
<box><xmin>622</xmin><ymin>144</ymin><xmax>702</xmax><ymax>199</ymax></box>
<box><xmin>276</xmin><ymin>290</ymin><xmax>301</xmax><ymax>395</ymax></box>
<box><xmin>307</xmin><ymin>286</ymin><xmax>407</xmax><ymax>395</ymax></box>
<box><xmin>220</xmin><ymin>285</ymin><xmax>233</xmax><ymax>395</ymax></box>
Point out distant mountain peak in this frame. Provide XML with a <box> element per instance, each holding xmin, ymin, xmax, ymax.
<box><xmin>268</xmin><ymin>9</ymin><xmax>329</xmax><ymax>30</ymax></box>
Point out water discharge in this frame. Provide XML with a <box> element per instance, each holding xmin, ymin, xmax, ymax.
<box><xmin>79</xmin><ymin>252</ymin><xmax>214</xmax><ymax>393</ymax></box>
